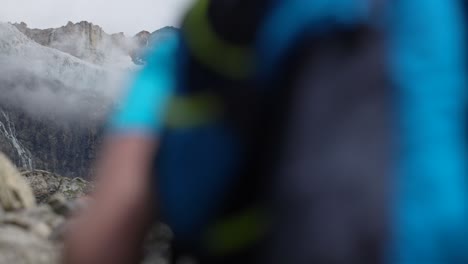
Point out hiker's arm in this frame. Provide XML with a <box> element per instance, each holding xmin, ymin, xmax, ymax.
<box><xmin>65</xmin><ymin>136</ymin><xmax>157</xmax><ymax>264</ymax></box>
<box><xmin>65</xmin><ymin>35</ymin><xmax>179</xmax><ymax>264</ymax></box>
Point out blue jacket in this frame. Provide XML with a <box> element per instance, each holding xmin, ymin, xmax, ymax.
<box><xmin>110</xmin><ymin>0</ymin><xmax>468</xmax><ymax>261</ymax></box>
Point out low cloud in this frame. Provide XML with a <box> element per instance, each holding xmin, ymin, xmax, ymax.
<box><xmin>0</xmin><ymin>22</ymin><xmax>138</xmax><ymax>123</ymax></box>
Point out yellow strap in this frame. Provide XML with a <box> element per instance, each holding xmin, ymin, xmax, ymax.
<box><xmin>203</xmin><ymin>207</ymin><xmax>268</xmax><ymax>255</ymax></box>
<box><xmin>165</xmin><ymin>92</ymin><xmax>223</xmax><ymax>128</ymax></box>
<box><xmin>183</xmin><ymin>0</ymin><xmax>255</xmax><ymax>80</ymax></box>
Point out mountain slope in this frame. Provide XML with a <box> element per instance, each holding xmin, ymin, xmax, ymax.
<box><xmin>0</xmin><ymin>22</ymin><xmax>117</xmax><ymax>176</ymax></box>
<box><xmin>0</xmin><ymin>22</ymin><xmax>177</xmax><ymax>177</ymax></box>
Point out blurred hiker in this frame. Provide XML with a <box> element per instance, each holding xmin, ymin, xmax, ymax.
<box><xmin>387</xmin><ymin>1</ymin><xmax>468</xmax><ymax>263</ymax></box>
<box><xmin>65</xmin><ymin>0</ymin><xmax>468</xmax><ymax>264</ymax></box>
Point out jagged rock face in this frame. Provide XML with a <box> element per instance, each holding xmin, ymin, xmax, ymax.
<box><xmin>47</xmin><ymin>21</ymin><xmax>106</xmax><ymax>63</ymax></box>
<box><xmin>13</xmin><ymin>21</ymin><xmax>137</xmax><ymax>67</ymax></box>
<box><xmin>11</xmin><ymin>22</ymin><xmax>179</xmax><ymax>67</ymax></box>
<box><xmin>0</xmin><ymin>22</ymin><xmax>180</xmax><ymax>179</ymax></box>
<box><xmin>0</xmin><ymin>105</ymin><xmax>103</xmax><ymax>178</ymax></box>
<box><xmin>0</xmin><ymin>103</ymin><xmax>105</xmax><ymax>179</ymax></box>
<box><xmin>0</xmin><ymin>22</ymin><xmax>117</xmax><ymax>177</ymax></box>
<box><xmin>0</xmin><ymin>22</ymin><xmax>181</xmax><ymax>178</ymax></box>
<box><xmin>0</xmin><ymin>22</ymin><xmax>121</xmax><ymax>103</ymax></box>
<box><xmin>13</xmin><ymin>22</ymin><xmax>54</xmax><ymax>47</ymax></box>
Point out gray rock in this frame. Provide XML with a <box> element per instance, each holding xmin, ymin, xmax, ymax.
<box><xmin>0</xmin><ymin>205</ymin><xmax>65</xmax><ymax>263</ymax></box>
<box><xmin>22</xmin><ymin>170</ymin><xmax>93</xmax><ymax>203</ymax></box>
<box><xmin>0</xmin><ymin>160</ymin><xmax>171</xmax><ymax>264</ymax></box>
<box><xmin>0</xmin><ymin>225</ymin><xmax>61</xmax><ymax>264</ymax></box>
<box><xmin>143</xmin><ymin>223</ymin><xmax>173</xmax><ymax>264</ymax></box>
<box><xmin>12</xmin><ymin>21</ymin><xmax>135</xmax><ymax>65</ymax></box>
<box><xmin>58</xmin><ymin>177</ymin><xmax>94</xmax><ymax>200</ymax></box>
<box><xmin>0</xmin><ymin>205</ymin><xmax>65</xmax><ymax>237</ymax></box>
<box><xmin>0</xmin><ymin>153</ymin><xmax>36</xmax><ymax>211</ymax></box>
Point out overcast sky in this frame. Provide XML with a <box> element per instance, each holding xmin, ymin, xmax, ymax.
<box><xmin>0</xmin><ymin>0</ymin><xmax>192</xmax><ymax>36</ymax></box>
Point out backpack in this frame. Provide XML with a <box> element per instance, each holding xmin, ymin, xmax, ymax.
<box><xmin>156</xmin><ymin>0</ymin><xmax>468</xmax><ymax>263</ymax></box>
<box><xmin>156</xmin><ymin>0</ymin><xmax>391</xmax><ymax>262</ymax></box>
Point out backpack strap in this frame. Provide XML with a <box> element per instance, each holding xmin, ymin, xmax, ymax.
<box><xmin>256</xmin><ymin>0</ymin><xmax>384</xmax><ymax>81</ymax></box>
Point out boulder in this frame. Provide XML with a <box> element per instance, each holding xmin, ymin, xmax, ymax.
<box><xmin>0</xmin><ymin>205</ymin><xmax>65</xmax><ymax>237</ymax></box>
<box><xmin>0</xmin><ymin>157</ymin><xmax>171</xmax><ymax>264</ymax></box>
<box><xmin>22</xmin><ymin>170</ymin><xmax>93</xmax><ymax>203</ymax></box>
<box><xmin>0</xmin><ymin>153</ymin><xmax>36</xmax><ymax>211</ymax></box>
<box><xmin>0</xmin><ymin>225</ymin><xmax>61</xmax><ymax>264</ymax></box>
<box><xmin>0</xmin><ymin>204</ymin><xmax>64</xmax><ymax>264</ymax></box>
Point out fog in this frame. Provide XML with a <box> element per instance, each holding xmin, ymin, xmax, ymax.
<box><xmin>0</xmin><ymin>22</ymin><xmax>137</xmax><ymax>123</ymax></box>
<box><xmin>0</xmin><ymin>0</ymin><xmax>189</xmax><ymax>123</ymax></box>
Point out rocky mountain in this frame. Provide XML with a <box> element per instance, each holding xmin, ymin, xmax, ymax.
<box><xmin>13</xmin><ymin>21</ymin><xmax>136</xmax><ymax>68</ymax></box>
<box><xmin>0</xmin><ymin>22</ymin><xmax>121</xmax><ymax>177</ymax></box>
<box><xmin>0</xmin><ymin>106</ymin><xmax>103</xmax><ymax>178</ymax></box>
<box><xmin>0</xmin><ymin>21</ymin><xmax>180</xmax><ymax>178</ymax></box>
<box><xmin>0</xmin><ymin>22</ymin><xmax>115</xmax><ymax>177</ymax></box>
<box><xmin>0</xmin><ymin>21</ymin><xmax>179</xmax><ymax>178</ymax></box>
<box><xmin>0</xmin><ymin>21</ymin><xmax>178</xmax><ymax>263</ymax></box>
<box><xmin>11</xmin><ymin>21</ymin><xmax>179</xmax><ymax>69</ymax></box>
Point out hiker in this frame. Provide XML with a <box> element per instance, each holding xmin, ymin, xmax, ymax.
<box><xmin>65</xmin><ymin>0</ymin><xmax>468</xmax><ymax>263</ymax></box>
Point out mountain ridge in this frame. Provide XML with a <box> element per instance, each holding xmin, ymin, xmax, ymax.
<box><xmin>0</xmin><ymin>21</ymin><xmax>180</xmax><ymax>177</ymax></box>
<box><xmin>12</xmin><ymin>21</ymin><xmax>179</xmax><ymax>66</ymax></box>
<box><xmin>0</xmin><ymin>22</ymin><xmax>130</xmax><ymax>177</ymax></box>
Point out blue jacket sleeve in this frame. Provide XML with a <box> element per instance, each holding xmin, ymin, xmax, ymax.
<box><xmin>388</xmin><ymin>0</ymin><xmax>468</xmax><ymax>262</ymax></box>
<box><xmin>108</xmin><ymin>35</ymin><xmax>179</xmax><ymax>136</ymax></box>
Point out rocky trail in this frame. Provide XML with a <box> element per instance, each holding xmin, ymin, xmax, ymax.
<box><xmin>0</xmin><ymin>152</ymin><xmax>172</xmax><ymax>264</ymax></box>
